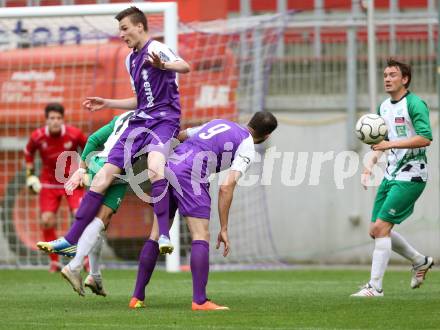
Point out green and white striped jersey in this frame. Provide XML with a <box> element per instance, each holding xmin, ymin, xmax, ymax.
<box><xmin>377</xmin><ymin>92</ymin><xmax>432</xmax><ymax>182</ymax></box>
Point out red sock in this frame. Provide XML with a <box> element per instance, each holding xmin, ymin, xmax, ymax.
<box><xmin>42</xmin><ymin>227</ymin><xmax>59</xmax><ymax>263</ymax></box>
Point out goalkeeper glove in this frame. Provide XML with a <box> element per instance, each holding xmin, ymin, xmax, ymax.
<box><xmin>26</xmin><ymin>169</ymin><xmax>41</xmax><ymax>194</ymax></box>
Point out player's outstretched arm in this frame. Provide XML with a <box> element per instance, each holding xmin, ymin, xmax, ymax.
<box><xmin>148</xmin><ymin>52</ymin><xmax>190</xmax><ymax>74</ymax></box>
<box><xmin>372</xmin><ymin>135</ymin><xmax>431</xmax><ymax>151</ymax></box>
<box><xmin>163</xmin><ymin>59</ymin><xmax>190</xmax><ymax>73</ymax></box>
<box><xmin>65</xmin><ymin>116</ymin><xmax>119</xmax><ymax>194</ymax></box>
<box><xmin>83</xmin><ymin>96</ymin><xmax>137</xmax><ymax>112</ymax></box>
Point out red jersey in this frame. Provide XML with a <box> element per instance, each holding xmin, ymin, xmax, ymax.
<box><xmin>24</xmin><ymin>125</ymin><xmax>87</xmax><ymax>187</ymax></box>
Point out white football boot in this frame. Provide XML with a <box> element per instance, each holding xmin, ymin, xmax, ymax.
<box><xmin>84</xmin><ymin>274</ymin><xmax>107</xmax><ymax>297</ymax></box>
<box><xmin>411</xmin><ymin>256</ymin><xmax>434</xmax><ymax>289</ymax></box>
<box><xmin>351</xmin><ymin>283</ymin><xmax>384</xmax><ymax>297</ymax></box>
<box><xmin>61</xmin><ymin>265</ymin><xmax>85</xmax><ymax>296</ymax></box>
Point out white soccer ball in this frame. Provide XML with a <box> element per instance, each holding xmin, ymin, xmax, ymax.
<box><xmin>355</xmin><ymin>114</ymin><xmax>387</xmax><ymax>145</ymax></box>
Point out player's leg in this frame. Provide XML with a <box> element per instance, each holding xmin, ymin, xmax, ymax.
<box><xmin>391</xmin><ymin>231</ymin><xmax>425</xmax><ymax>265</ymax></box>
<box><xmin>186</xmin><ymin>217</ymin><xmax>210</xmax><ymax>305</ymax></box>
<box><xmin>146</xmin><ymin>122</ymin><xmax>180</xmax><ymax>254</ymax></box>
<box><xmin>67</xmin><ymin>187</ymin><xmax>90</xmax><ymax>272</ymax></box>
<box><xmin>391</xmin><ymin>230</ymin><xmax>434</xmax><ymax>288</ymax></box>
<box><xmin>149</xmin><ymin>150</ymin><xmax>173</xmax><ymax>254</ymax></box>
<box><xmin>186</xmin><ymin>217</ymin><xmax>229</xmax><ymax>311</ymax></box>
<box><xmin>36</xmin><ymin>167</ymin><xmax>115</xmax><ymax>255</ymax></box>
<box><xmin>63</xmin><ymin>170</ymin><xmax>130</xmax><ymax>296</ymax></box>
<box><xmin>130</xmin><ymin>211</ymin><xmax>161</xmax><ymax>309</ymax></box>
<box><xmin>84</xmin><ymin>231</ymin><xmax>107</xmax><ymax>296</ymax></box>
<box><xmin>84</xmin><ymin>181</ymin><xmax>130</xmax><ymax>293</ymax></box>
<box><xmin>67</xmin><ymin>205</ymin><xmax>112</xmax><ymax>272</ymax></box>
<box><xmin>174</xmin><ymin>173</ymin><xmax>228</xmax><ymax>311</ymax></box>
<box><xmin>352</xmin><ymin>180</ymin><xmax>390</xmax><ymax>297</ymax></box>
<box><xmin>384</xmin><ymin>180</ymin><xmax>432</xmax><ymax>288</ymax></box>
<box><xmin>369</xmin><ymin>219</ymin><xmax>393</xmax><ymax>292</ymax></box>
<box><xmin>63</xmin><ymin>163</ymin><xmax>120</xmax><ymax>245</ymax></box>
<box><xmin>60</xmin><ymin>205</ymin><xmax>110</xmax><ymax>296</ymax></box>
<box><xmin>39</xmin><ymin>188</ymin><xmax>62</xmax><ymax>272</ymax></box>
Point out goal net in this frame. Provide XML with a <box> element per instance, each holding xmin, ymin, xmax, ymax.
<box><xmin>0</xmin><ymin>3</ymin><xmax>286</xmax><ymax>269</ymax></box>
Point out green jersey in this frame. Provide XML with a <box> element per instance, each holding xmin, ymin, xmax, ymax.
<box><xmin>378</xmin><ymin>92</ymin><xmax>432</xmax><ymax>182</ymax></box>
<box><xmin>81</xmin><ymin>111</ymin><xmax>134</xmax><ymax>163</ymax></box>
<box><xmin>80</xmin><ymin>111</ymin><xmax>134</xmax><ymax>211</ymax></box>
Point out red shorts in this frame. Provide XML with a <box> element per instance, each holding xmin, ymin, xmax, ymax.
<box><xmin>39</xmin><ymin>187</ymin><xmax>84</xmax><ymax>213</ymax></box>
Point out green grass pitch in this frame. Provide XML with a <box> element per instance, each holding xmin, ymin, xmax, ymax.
<box><xmin>1</xmin><ymin>268</ymin><xmax>440</xmax><ymax>329</ymax></box>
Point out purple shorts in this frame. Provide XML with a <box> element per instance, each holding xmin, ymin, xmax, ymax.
<box><xmin>107</xmin><ymin>117</ymin><xmax>179</xmax><ymax>170</ymax></box>
<box><xmin>168</xmin><ymin>155</ymin><xmax>211</xmax><ymax>220</ymax></box>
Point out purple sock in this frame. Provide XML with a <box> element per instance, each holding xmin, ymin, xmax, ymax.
<box><xmin>152</xmin><ymin>179</ymin><xmax>170</xmax><ymax>238</ymax></box>
<box><xmin>132</xmin><ymin>240</ymin><xmax>160</xmax><ymax>301</ymax></box>
<box><xmin>64</xmin><ymin>190</ymin><xmax>104</xmax><ymax>244</ymax></box>
<box><xmin>191</xmin><ymin>240</ymin><xmax>209</xmax><ymax>304</ymax></box>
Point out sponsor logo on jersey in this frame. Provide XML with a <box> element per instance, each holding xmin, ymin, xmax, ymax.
<box><xmin>64</xmin><ymin>141</ymin><xmax>72</xmax><ymax>149</ymax></box>
<box><xmin>141</xmin><ymin>69</ymin><xmax>154</xmax><ymax>108</ymax></box>
<box><xmin>388</xmin><ymin>208</ymin><xmax>396</xmax><ymax>216</ymax></box>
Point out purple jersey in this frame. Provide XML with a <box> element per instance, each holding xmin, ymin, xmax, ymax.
<box><xmin>168</xmin><ymin>119</ymin><xmax>255</xmax><ymax>219</ymax></box>
<box><xmin>172</xmin><ymin>119</ymin><xmax>255</xmax><ymax>177</ymax></box>
<box><xmin>125</xmin><ymin>39</ymin><xmax>181</xmax><ymax>122</ymax></box>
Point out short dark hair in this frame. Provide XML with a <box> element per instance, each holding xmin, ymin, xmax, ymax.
<box><xmin>248</xmin><ymin>111</ymin><xmax>278</xmax><ymax>138</ymax></box>
<box><xmin>386</xmin><ymin>58</ymin><xmax>411</xmax><ymax>89</ymax></box>
<box><xmin>45</xmin><ymin>103</ymin><xmax>64</xmax><ymax>118</ymax></box>
<box><xmin>115</xmin><ymin>6</ymin><xmax>148</xmax><ymax>32</ymax></box>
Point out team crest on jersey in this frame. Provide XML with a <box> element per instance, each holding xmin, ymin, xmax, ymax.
<box><xmin>395</xmin><ymin>117</ymin><xmax>405</xmax><ymax>124</ymax></box>
<box><xmin>64</xmin><ymin>141</ymin><xmax>72</xmax><ymax>149</ymax></box>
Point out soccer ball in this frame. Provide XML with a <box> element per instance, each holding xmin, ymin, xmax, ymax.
<box><xmin>355</xmin><ymin>114</ymin><xmax>387</xmax><ymax>145</ymax></box>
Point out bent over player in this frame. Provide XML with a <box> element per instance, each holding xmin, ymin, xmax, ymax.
<box><xmin>129</xmin><ymin>111</ymin><xmax>278</xmax><ymax>310</ymax></box>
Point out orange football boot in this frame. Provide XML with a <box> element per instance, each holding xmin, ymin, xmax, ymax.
<box><xmin>192</xmin><ymin>300</ymin><xmax>229</xmax><ymax>311</ymax></box>
<box><xmin>129</xmin><ymin>297</ymin><xmax>145</xmax><ymax>309</ymax></box>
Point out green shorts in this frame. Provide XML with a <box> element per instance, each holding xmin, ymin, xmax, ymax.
<box><xmin>371</xmin><ymin>178</ymin><xmax>426</xmax><ymax>224</ymax></box>
<box><xmin>88</xmin><ymin>156</ymin><xmax>128</xmax><ymax>212</ymax></box>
